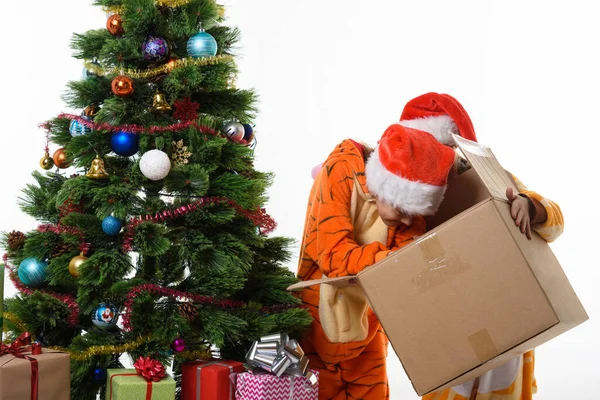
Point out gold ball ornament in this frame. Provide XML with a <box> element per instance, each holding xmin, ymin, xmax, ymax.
<box><xmin>106</xmin><ymin>14</ymin><xmax>124</xmax><ymax>36</ymax></box>
<box><xmin>83</xmin><ymin>105</ymin><xmax>100</xmax><ymax>118</ymax></box>
<box><xmin>69</xmin><ymin>253</ymin><xmax>88</xmax><ymax>277</ymax></box>
<box><xmin>111</xmin><ymin>75</ymin><xmax>134</xmax><ymax>97</ymax></box>
<box><xmin>52</xmin><ymin>148</ymin><xmax>70</xmax><ymax>169</ymax></box>
<box><xmin>39</xmin><ymin>152</ymin><xmax>54</xmax><ymax>170</ymax></box>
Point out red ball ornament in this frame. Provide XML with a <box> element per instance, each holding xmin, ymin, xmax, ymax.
<box><xmin>107</xmin><ymin>14</ymin><xmax>124</xmax><ymax>36</ymax></box>
<box><xmin>112</xmin><ymin>75</ymin><xmax>134</xmax><ymax>97</ymax></box>
<box><xmin>52</xmin><ymin>148</ymin><xmax>70</xmax><ymax>169</ymax></box>
<box><xmin>170</xmin><ymin>337</ymin><xmax>185</xmax><ymax>353</ymax></box>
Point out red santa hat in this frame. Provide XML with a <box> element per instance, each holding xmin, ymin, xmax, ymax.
<box><xmin>399</xmin><ymin>92</ymin><xmax>477</xmax><ymax>145</ymax></box>
<box><xmin>365</xmin><ymin>124</ymin><xmax>456</xmax><ymax>216</ymax></box>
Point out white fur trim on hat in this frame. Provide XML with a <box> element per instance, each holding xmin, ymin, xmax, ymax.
<box><xmin>365</xmin><ymin>148</ymin><xmax>447</xmax><ymax>216</ymax></box>
<box><xmin>398</xmin><ymin>115</ymin><xmax>457</xmax><ymax>146</ymax></box>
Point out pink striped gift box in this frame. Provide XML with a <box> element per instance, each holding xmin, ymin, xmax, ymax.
<box><xmin>235</xmin><ymin>370</ymin><xmax>318</xmax><ymax>400</ymax></box>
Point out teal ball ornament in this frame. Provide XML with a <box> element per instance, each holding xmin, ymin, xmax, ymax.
<box><xmin>18</xmin><ymin>258</ymin><xmax>48</xmax><ymax>287</ymax></box>
<box><xmin>91</xmin><ymin>302</ymin><xmax>118</xmax><ymax>329</ymax></box>
<box><xmin>111</xmin><ymin>131</ymin><xmax>139</xmax><ymax>157</ymax></box>
<box><xmin>102</xmin><ymin>216</ymin><xmax>122</xmax><ymax>236</ymax></box>
<box><xmin>69</xmin><ymin>119</ymin><xmax>92</xmax><ymax>137</ymax></box>
<box><xmin>187</xmin><ymin>31</ymin><xmax>218</xmax><ymax>58</ymax></box>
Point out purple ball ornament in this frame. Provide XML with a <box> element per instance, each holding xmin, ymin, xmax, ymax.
<box><xmin>170</xmin><ymin>337</ymin><xmax>185</xmax><ymax>353</ymax></box>
<box><xmin>142</xmin><ymin>36</ymin><xmax>169</xmax><ymax>62</ymax></box>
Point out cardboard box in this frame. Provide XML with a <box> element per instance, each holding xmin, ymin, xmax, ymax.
<box><xmin>289</xmin><ymin>135</ymin><xmax>588</xmax><ymax>396</ymax></box>
<box><xmin>105</xmin><ymin>369</ymin><xmax>176</xmax><ymax>400</ymax></box>
<box><xmin>0</xmin><ymin>348</ymin><xmax>70</xmax><ymax>400</ymax></box>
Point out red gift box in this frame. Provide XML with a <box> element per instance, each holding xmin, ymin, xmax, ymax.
<box><xmin>182</xmin><ymin>359</ymin><xmax>245</xmax><ymax>400</ymax></box>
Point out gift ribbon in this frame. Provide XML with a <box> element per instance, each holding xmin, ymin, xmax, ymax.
<box><xmin>109</xmin><ymin>358</ymin><xmax>165</xmax><ymax>400</ymax></box>
<box><xmin>0</xmin><ymin>332</ymin><xmax>42</xmax><ymax>400</ymax></box>
<box><xmin>245</xmin><ymin>333</ymin><xmax>313</xmax><ymax>381</ymax></box>
<box><xmin>194</xmin><ymin>360</ymin><xmax>234</xmax><ymax>400</ymax></box>
<box><xmin>109</xmin><ymin>374</ymin><xmax>153</xmax><ymax>400</ymax></box>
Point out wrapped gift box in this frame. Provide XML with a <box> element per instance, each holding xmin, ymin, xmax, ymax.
<box><xmin>0</xmin><ymin>347</ymin><xmax>70</xmax><ymax>400</ymax></box>
<box><xmin>235</xmin><ymin>370</ymin><xmax>319</xmax><ymax>400</ymax></box>
<box><xmin>106</xmin><ymin>368</ymin><xmax>175</xmax><ymax>400</ymax></box>
<box><xmin>181</xmin><ymin>359</ymin><xmax>244</xmax><ymax>400</ymax></box>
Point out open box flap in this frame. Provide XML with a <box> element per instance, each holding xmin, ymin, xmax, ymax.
<box><xmin>452</xmin><ymin>134</ymin><xmax>518</xmax><ymax>201</ymax></box>
<box><xmin>287</xmin><ymin>275</ymin><xmax>359</xmax><ymax>291</ymax></box>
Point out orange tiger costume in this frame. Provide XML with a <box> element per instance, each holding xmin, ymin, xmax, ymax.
<box><xmin>297</xmin><ymin>93</ymin><xmax>564</xmax><ymax>400</ymax></box>
<box><xmin>296</xmin><ymin>138</ymin><xmax>430</xmax><ymax>399</ymax></box>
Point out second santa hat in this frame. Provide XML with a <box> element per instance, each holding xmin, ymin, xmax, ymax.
<box><xmin>399</xmin><ymin>92</ymin><xmax>477</xmax><ymax>145</ymax></box>
<box><xmin>365</xmin><ymin>124</ymin><xmax>456</xmax><ymax>216</ymax></box>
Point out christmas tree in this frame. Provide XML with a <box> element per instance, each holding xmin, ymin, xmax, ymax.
<box><xmin>1</xmin><ymin>1</ymin><xmax>311</xmax><ymax>399</ymax></box>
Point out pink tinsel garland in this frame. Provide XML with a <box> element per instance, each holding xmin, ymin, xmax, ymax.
<box><xmin>121</xmin><ymin>283</ymin><xmax>304</xmax><ymax>331</ymax></box>
<box><xmin>40</xmin><ymin>114</ymin><xmax>221</xmax><ymax>136</ymax></box>
<box><xmin>121</xmin><ymin>196</ymin><xmax>276</xmax><ymax>252</ymax></box>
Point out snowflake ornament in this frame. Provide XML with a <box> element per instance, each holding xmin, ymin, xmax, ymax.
<box><xmin>172</xmin><ymin>140</ymin><xmax>192</xmax><ymax>166</ymax></box>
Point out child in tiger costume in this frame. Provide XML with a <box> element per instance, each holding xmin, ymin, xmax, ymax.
<box><xmin>296</xmin><ymin>92</ymin><xmax>563</xmax><ymax>400</ymax></box>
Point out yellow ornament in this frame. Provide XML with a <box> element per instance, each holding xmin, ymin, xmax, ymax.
<box><xmin>86</xmin><ymin>155</ymin><xmax>110</xmax><ymax>179</ymax></box>
<box><xmin>69</xmin><ymin>253</ymin><xmax>88</xmax><ymax>277</ymax></box>
<box><xmin>151</xmin><ymin>92</ymin><xmax>172</xmax><ymax>112</ymax></box>
<box><xmin>40</xmin><ymin>152</ymin><xmax>54</xmax><ymax>170</ymax></box>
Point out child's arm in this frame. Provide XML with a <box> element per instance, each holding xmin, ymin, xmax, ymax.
<box><xmin>302</xmin><ymin>157</ymin><xmax>389</xmax><ymax>278</ymax></box>
<box><xmin>510</xmin><ymin>174</ymin><xmax>564</xmax><ymax>242</ymax></box>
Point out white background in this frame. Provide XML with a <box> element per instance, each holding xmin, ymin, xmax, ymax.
<box><xmin>1</xmin><ymin>1</ymin><xmax>598</xmax><ymax>398</ymax></box>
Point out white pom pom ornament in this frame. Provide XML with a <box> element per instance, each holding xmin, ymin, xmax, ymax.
<box><xmin>139</xmin><ymin>149</ymin><xmax>171</xmax><ymax>180</ymax></box>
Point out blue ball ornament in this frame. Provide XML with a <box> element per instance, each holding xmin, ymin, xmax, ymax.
<box><xmin>69</xmin><ymin>119</ymin><xmax>92</xmax><ymax>137</ymax></box>
<box><xmin>242</xmin><ymin>123</ymin><xmax>254</xmax><ymax>143</ymax></box>
<box><xmin>111</xmin><ymin>131</ymin><xmax>139</xmax><ymax>157</ymax></box>
<box><xmin>187</xmin><ymin>31</ymin><xmax>218</xmax><ymax>58</ymax></box>
<box><xmin>18</xmin><ymin>258</ymin><xmax>48</xmax><ymax>287</ymax></box>
<box><xmin>102</xmin><ymin>216</ymin><xmax>122</xmax><ymax>236</ymax></box>
<box><xmin>92</xmin><ymin>367</ymin><xmax>107</xmax><ymax>383</ymax></box>
<box><xmin>91</xmin><ymin>302</ymin><xmax>118</xmax><ymax>329</ymax></box>
<box><xmin>142</xmin><ymin>36</ymin><xmax>169</xmax><ymax>62</ymax></box>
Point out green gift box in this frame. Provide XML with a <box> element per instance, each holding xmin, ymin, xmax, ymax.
<box><xmin>106</xmin><ymin>369</ymin><xmax>176</xmax><ymax>400</ymax></box>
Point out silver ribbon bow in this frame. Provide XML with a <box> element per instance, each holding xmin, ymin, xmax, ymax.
<box><xmin>244</xmin><ymin>333</ymin><xmax>318</xmax><ymax>388</ymax></box>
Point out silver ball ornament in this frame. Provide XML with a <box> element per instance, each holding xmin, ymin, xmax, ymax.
<box><xmin>223</xmin><ymin>121</ymin><xmax>245</xmax><ymax>142</ymax></box>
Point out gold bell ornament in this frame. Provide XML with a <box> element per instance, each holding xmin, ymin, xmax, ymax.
<box><xmin>151</xmin><ymin>92</ymin><xmax>172</xmax><ymax>112</ymax></box>
<box><xmin>86</xmin><ymin>155</ymin><xmax>110</xmax><ymax>179</ymax></box>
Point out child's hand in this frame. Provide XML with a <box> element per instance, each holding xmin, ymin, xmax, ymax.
<box><xmin>506</xmin><ymin>188</ymin><xmax>532</xmax><ymax>240</ymax></box>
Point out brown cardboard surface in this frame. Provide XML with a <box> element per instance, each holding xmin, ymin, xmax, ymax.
<box><xmin>287</xmin><ymin>136</ymin><xmax>587</xmax><ymax>396</ymax></box>
<box><xmin>497</xmin><ymin>199</ymin><xmax>589</xmax><ymax>325</ymax></box>
<box><xmin>357</xmin><ymin>200</ymin><xmax>561</xmax><ymax>395</ymax></box>
<box><xmin>0</xmin><ymin>349</ymin><xmax>70</xmax><ymax>399</ymax></box>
